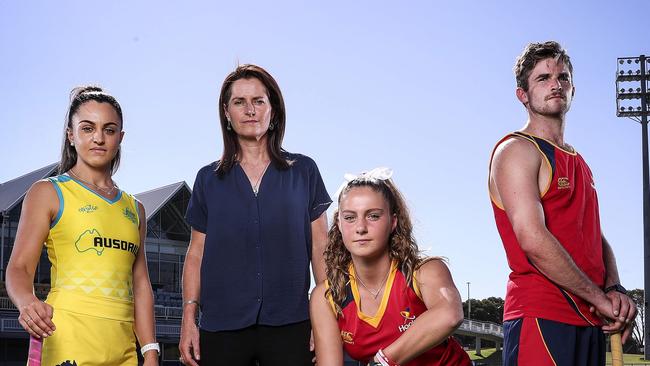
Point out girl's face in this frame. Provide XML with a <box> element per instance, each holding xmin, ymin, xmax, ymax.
<box><xmin>67</xmin><ymin>100</ymin><xmax>123</xmax><ymax>170</ymax></box>
<box><xmin>338</xmin><ymin>186</ymin><xmax>397</xmax><ymax>260</ymax></box>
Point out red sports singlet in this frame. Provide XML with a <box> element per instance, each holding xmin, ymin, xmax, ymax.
<box><xmin>327</xmin><ymin>261</ymin><xmax>470</xmax><ymax>365</ymax></box>
<box><xmin>489</xmin><ymin>132</ymin><xmax>605</xmax><ymax>326</ymax></box>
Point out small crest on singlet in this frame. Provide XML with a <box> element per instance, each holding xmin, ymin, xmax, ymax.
<box><xmin>398</xmin><ymin>307</ymin><xmax>417</xmax><ymax>333</ymax></box>
<box><xmin>400</xmin><ymin>307</ymin><xmax>416</xmax><ymax>321</ymax></box>
<box><xmin>123</xmin><ymin>207</ymin><xmax>137</xmax><ymax>225</ymax></box>
<box><xmin>558</xmin><ymin>177</ymin><xmax>571</xmax><ymax>189</ymax></box>
<box><xmin>78</xmin><ymin>204</ymin><xmax>98</xmax><ymax>213</ymax></box>
<box><xmin>341</xmin><ymin>330</ymin><xmax>354</xmax><ymax>344</ymax></box>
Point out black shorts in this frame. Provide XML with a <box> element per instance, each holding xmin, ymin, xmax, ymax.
<box><xmin>199</xmin><ymin>320</ymin><xmax>313</xmax><ymax>366</ymax></box>
<box><xmin>503</xmin><ymin>317</ymin><xmax>605</xmax><ymax>366</ymax></box>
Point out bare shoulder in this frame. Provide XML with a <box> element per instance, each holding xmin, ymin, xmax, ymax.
<box><xmin>24</xmin><ymin>180</ymin><xmax>59</xmax><ymax>211</ymax></box>
<box><xmin>310</xmin><ymin>282</ymin><xmax>334</xmax><ymax>317</ymax></box>
<box><xmin>136</xmin><ymin>200</ymin><xmax>146</xmax><ymax>213</ymax></box>
<box><xmin>311</xmin><ymin>282</ymin><xmax>328</xmax><ymax>301</ymax></box>
<box><xmin>136</xmin><ymin>200</ymin><xmax>147</xmax><ymax>222</ymax></box>
<box><xmin>416</xmin><ymin>258</ymin><xmax>452</xmax><ymax>282</ymax></box>
<box><xmin>490</xmin><ymin>135</ymin><xmax>543</xmax><ymax>204</ymax></box>
<box><xmin>28</xmin><ymin>179</ymin><xmax>58</xmax><ymax>197</ymax></box>
<box><xmin>492</xmin><ymin>136</ymin><xmax>541</xmax><ymax>168</ymax></box>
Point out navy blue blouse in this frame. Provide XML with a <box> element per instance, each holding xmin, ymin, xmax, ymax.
<box><xmin>185</xmin><ymin>153</ymin><xmax>332</xmax><ymax>331</ymax></box>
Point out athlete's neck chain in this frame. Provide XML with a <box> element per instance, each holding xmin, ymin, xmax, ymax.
<box><xmin>68</xmin><ymin>169</ymin><xmax>118</xmax><ymax>196</ymax></box>
<box><xmin>355</xmin><ymin>267</ymin><xmax>391</xmax><ymax>300</ymax></box>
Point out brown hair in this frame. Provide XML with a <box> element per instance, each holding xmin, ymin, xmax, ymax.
<box><xmin>58</xmin><ymin>85</ymin><xmax>123</xmax><ymax>175</ymax></box>
<box><xmin>216</xmin><ymin>64</ymin><xmax>290</xmax><ymax>177</ymax></box>
<box><xmin>325</xmin><ymin>175</ymin><xmax>429</xmax><ymax>315</ymax></box>
<box><xmin>514</xmin><ymin>41</ymin><xmax>573</xmax><ymax>91</ymax></box>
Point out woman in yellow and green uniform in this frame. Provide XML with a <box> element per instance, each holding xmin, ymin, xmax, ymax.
<box><xmin>6</xmin><ymin>86</ymin><xmax>159</xmax><ymax>365</ymax></box>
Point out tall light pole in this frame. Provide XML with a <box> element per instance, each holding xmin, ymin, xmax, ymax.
<box><xmin>616</xmin><ymin>55</ymin><xmax>649</xmax><ymax>359</ymax></box>
<box><xmin>467</xmin><ymin>281</ymin><xmax>471</xmax><ymax>321</ymax></box>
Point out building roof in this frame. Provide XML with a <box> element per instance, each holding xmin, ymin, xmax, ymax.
<box><xmin>0</xmin><ymin>163</ymin><xmax>192</xmax><ymax>222</ymax></box>
<box><xmin>0</xmin><ymin>163</ymin><xmax>58</xmax><ymax>213</ymax></box>
<box><xmin>135</xmin><ymin>181</ymin><xmax>191</xmax><ymax>220</ymax></box>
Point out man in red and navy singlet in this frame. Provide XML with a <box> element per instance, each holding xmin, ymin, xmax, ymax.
<box><xmin>488</xmin><ymin>41</ymin><xmax>636</xmax><ymax>366</ymax></box>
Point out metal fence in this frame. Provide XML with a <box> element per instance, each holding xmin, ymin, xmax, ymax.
<box><xmin>0</xmin><ymin>318</ymin><xmax>21</xmax><ymax>332</ymax></box>
<box><xmin>458</xmin><ymin>319</ymin><xmax>503</xmax><ymax>337</ymax></box>
<box><xmin>0</xmin><ymin>297</ymin><xmax>16</xmax><ymax>311</ymax></box>
<box><xmin>1</xmin><ymin>296</ymin><xmax>182</xmax><ymax>319</ymax></box>
<box><xmin>2</xmin><ymin>317</ymin><xmax>181</xmax><ymax>337</ymax></box>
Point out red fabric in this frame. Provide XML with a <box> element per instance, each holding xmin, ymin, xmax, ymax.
<box><xmin>518</xmin><ymin>318</ymin><xmax>556</xmax><ymax>366</ymax></box>
<box><xmin>491</xmin><ymin>133</ymin><xmax>605</xmax><ymax>326</ymax></box>
<box><xmin>338</xmin><ymin>269</ymin><xmax>470</xmax><ymax>366</ymax></box>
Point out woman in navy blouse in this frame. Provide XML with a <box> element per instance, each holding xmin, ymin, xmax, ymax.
<box><xmin>179</xmin><ymin>64</ymin><xmax>332</xmax><ymax>366</ymax></box>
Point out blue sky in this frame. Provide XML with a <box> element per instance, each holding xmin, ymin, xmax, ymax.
<box><xmin>1</xmin><ymin>0</ymin><xmax>648</xmax><ymax>300</ymax></box>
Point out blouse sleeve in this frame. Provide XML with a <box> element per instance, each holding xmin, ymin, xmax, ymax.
<box><xmin>307</xmin><ymin>157</ymin><xmax>332</xmax><ymax>221</ymax></box>
<box><xmin>185</xmin><ymin>166</ymin><xmax>209</xmax><ymax>233</ymax></box>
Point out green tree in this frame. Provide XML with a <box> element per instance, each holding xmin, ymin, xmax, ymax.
<box><xmin>629</xmin><ymin>288</ymin><xmax>644</xmax><ymax>354</ymax></box>
<box><xmin>463</xmin><ymin>297</ymin><xmax>504</xmax><ymax>324</ymax></box>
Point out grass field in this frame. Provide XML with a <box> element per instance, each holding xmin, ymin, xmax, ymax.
<box><xmin>467</xmin><ymin>348</ymin><xmax>500</xmax><ymax>364</ymax></box>
<box><xmin>611</xmin><ymin>353</ymin><xmax>650</xmax><ymax>365</ymax></box>
<box><xmin>466</xmin><ymin>348</ymin><xmax>650</xmax><ymax>365</ymax></box>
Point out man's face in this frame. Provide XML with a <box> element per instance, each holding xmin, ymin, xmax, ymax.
<box><xmin>517</xmin><ymin>58</ymin><xmax>574</xmax><ymax>118</ymax></box>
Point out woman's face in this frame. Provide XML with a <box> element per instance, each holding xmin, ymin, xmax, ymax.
<box><xmin>224</xmin><ymin>78</ymin><xmax>273</xmax><ymax>141</ymax></box>
<box><xmin>338</xmin><ymin>186</ymin><xmax>397</xmax><ymax>260</ymax></box>
<box><xmin>67</xmin><ymin>100</ymin><xmax>123</xmax><ymax>170</ymax></box>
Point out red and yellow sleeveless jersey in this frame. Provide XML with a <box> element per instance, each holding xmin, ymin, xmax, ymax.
<box><xmin>489</xmin><ymin>132</ymin><xmax>605</xmax><ymax>326</ymax></box>
<box><xmin>327</xmin><ymin>261</ymin><xmax>470</xmax><ymax>365</ymax></box>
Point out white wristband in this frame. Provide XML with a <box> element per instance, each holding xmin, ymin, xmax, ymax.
<box><xmin>141</xmin><ymin>342</ymin><xmax>160</xmax><ymax>356</ymax></box>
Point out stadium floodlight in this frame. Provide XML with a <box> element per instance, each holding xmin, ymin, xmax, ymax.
<box><xmin>616</xmin><ymin>56</ymin><xmax>648</xmax><ymax>118</ymax></box>
<box><xmin>616</xmin><ymin>55</ymin><xmax>649</xmax><ymax>359</ymax></box>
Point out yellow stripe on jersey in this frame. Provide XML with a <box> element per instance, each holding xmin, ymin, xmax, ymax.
<box><xmin>350</xmin><ymin>260</ymin><xmax>398</xmax><ymax>328</ymax></box>
<box><xmin>45</xmin><ymin>175</ymin><xmax>141</xmax><ymax>320</ymax></box>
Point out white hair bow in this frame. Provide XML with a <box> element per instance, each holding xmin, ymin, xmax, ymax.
<box><xmin>334</xmin><ymin>167</ymin><xmax>394</xmax><ymax>200</ymax></box>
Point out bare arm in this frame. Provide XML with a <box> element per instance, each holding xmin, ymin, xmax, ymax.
<box><xmin>490</xmin><ymin>139</ymin><xmax>613</xmax><ymax>317</ymax></box>
<box><xmin>132</xmin><ymin>202</ymin><xmax>158</xmax><ymax>364</ymax></box>
<box><xmin>311</xmin><ymin>212</ymin><xmax>328</xmax><ymax>284</ymax></box>
<box><xmin>602</xmin><ymin>236</ymin><xmax>621</xmax><ymax>289</ymax></box>
<box><xmin>310</xmin><ymin>283</ymin><xmax>343</xmax><ymax>365</ymax></box>
<box><xmin>6</xmin><ymin>181</ymin><xmax>57</xmax><ymax>338</ymax></box>
<box><xmin>179</xmin><ymin>228</ymin><xmax>205</xmax><ymax>366</ymax></box>
<box><xmin>381</xmin><ymin>260</ymin><xmax>464</xmax><ymax>364</ymax></box>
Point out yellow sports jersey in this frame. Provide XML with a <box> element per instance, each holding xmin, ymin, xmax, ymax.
<box><xmin>28</xmin><ymin>175</ymin><xmax>142</xmax><ymax>365</ymax></box>
<box><xmin>45</xmin><ymin>174</ymin><xmax>141</xmax><ymax>321</ymax></box>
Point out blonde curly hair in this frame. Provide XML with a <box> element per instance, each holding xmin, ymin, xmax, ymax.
<box><xmin>324</xmin><ymin>176</ymin><xmax>425</xmax><ymax>315</ymax></box>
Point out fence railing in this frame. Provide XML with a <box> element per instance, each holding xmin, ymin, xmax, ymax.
<box><xmin>155</xmin><ymin>305</ymin><xmax>182</xmax><ymax>319</ymax></box>
<box><xmin>1</xmin><ymin>297</ymin><xmax>182</xmax><ymax>319</ymax></box>
<box><xmin>2</xmin><ymin>317</ymin><xmax>181</xmax><ymax>338</ymax></box>
<box><xmin>0</xmin><ymin>318</ymin><xmax>22</xmax><ymax>332</ymax></box>
<box><xmin>0</xmin><ymin>297</ymin><xmax>16</xmax><ymax>311</ymax></box>
<box><xmin>457</xmin><ymin>319</ymin><xmax>504</xmax><ymax>338</ymax></box>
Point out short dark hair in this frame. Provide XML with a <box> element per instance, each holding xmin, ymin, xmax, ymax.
<box><xmin>216</xmin><ymin>64</ymin><xmax>290</xmax><ymax>177</ymax></box>
<box><xmin>514</xmin><ymin>41</ymin><xmax>573</xmax><ymax>91</ymax></box>
<box><xmin>59</xmin><ymin>85</ymin><xmax>123</xmax><ymax>175</ymax></box>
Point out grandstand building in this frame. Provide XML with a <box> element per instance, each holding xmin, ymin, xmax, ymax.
<box><xmin>0</xmin><ymin>164</ymin><xmax>189</xmax><ymax>365</ymax></box>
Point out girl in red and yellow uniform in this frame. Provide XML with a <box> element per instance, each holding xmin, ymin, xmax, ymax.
<box><xmin>310</xmin><ymin>168</ymin><xmax>470</xmax><ymax>366</ymax></box>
